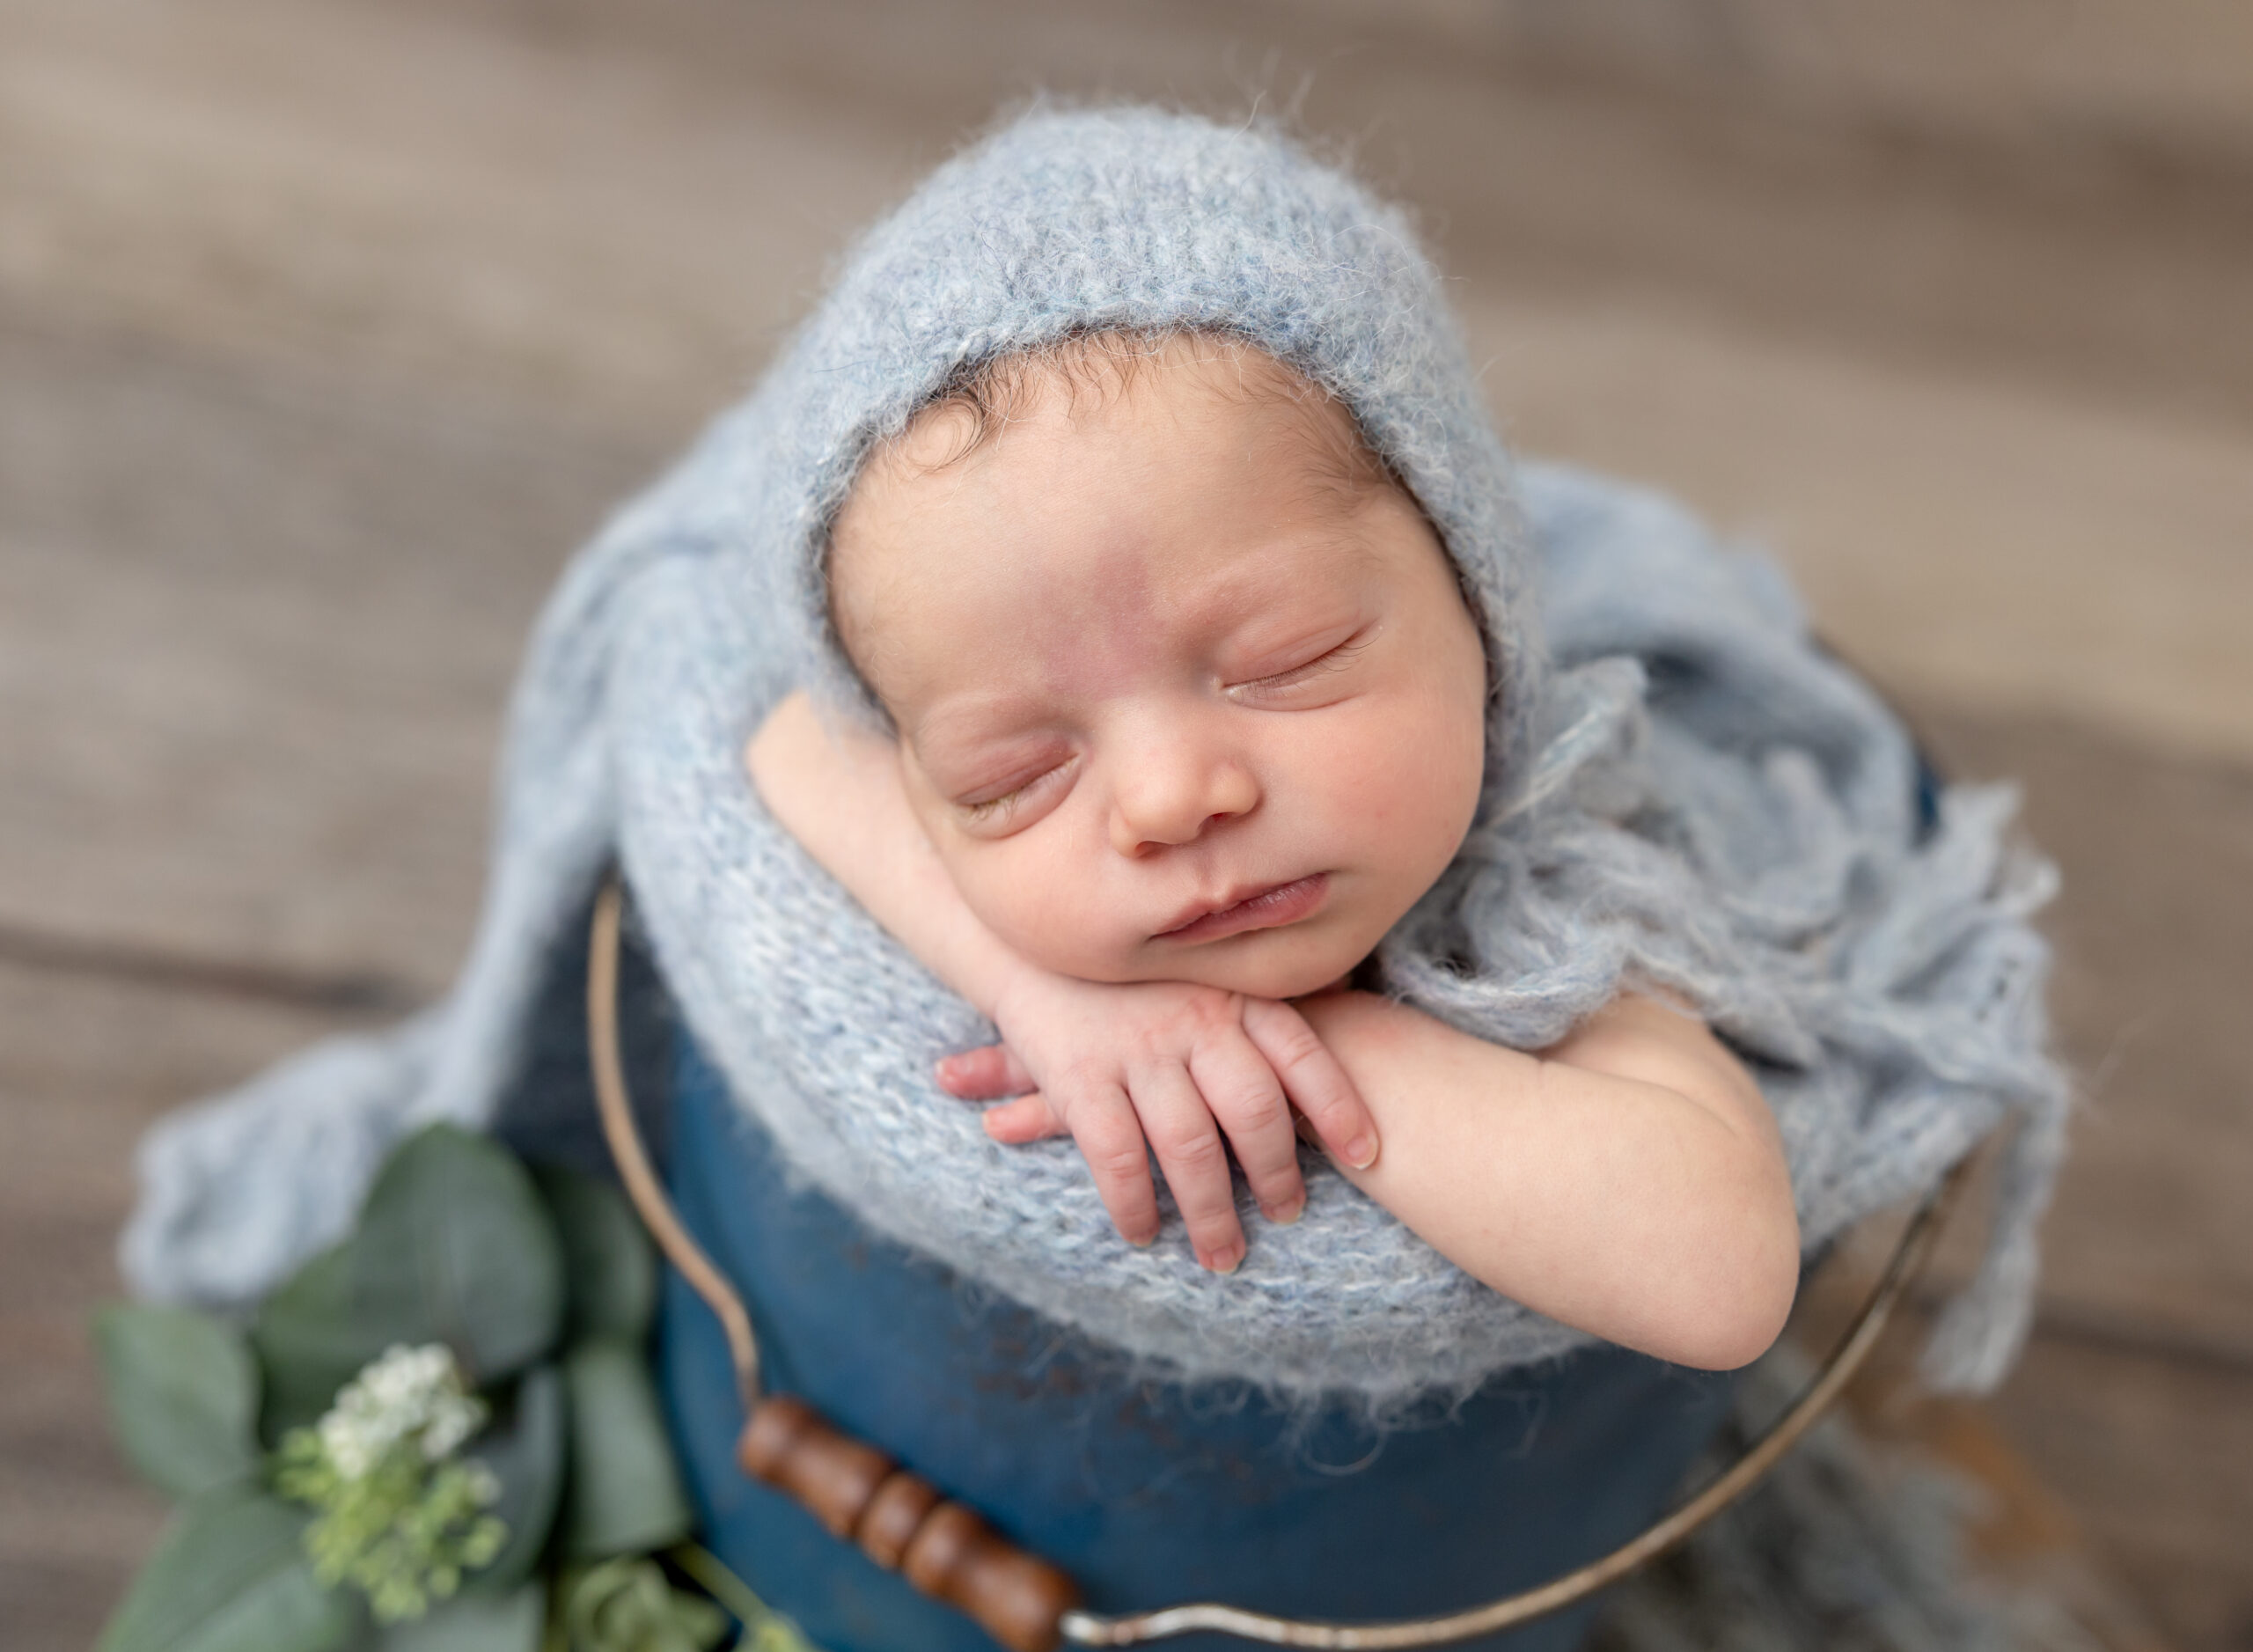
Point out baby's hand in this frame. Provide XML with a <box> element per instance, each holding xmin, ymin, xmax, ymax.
<box><xmin>936</xmin><ymin>975</ymin><xmax>1378</xmax><ymax>1274</ymax></box>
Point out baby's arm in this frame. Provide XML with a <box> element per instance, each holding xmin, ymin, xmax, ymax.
<box><xmin>1294</xmin><ymin>988</ymin><xmax>1799</xmax><ymax>1369</ymax></box>
<box><xmin>746</xmin><ymin>692</ymin><xmax>1378</xmax><ymax>1275</ymax></box>
<box><xmin>980</xmin><ymin>985</ymin><xmax>1798</xmax><ymax>1369</ymax></box>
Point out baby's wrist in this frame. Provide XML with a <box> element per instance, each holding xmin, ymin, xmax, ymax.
<box><xmin>984</xmin><ymin>955</ymin><xmax>1075</xmax><ymax>1033</ymax></box>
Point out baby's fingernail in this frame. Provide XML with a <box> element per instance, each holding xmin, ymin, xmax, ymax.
<box><xmin>1264</xmin><ymin>1198</ymin><xmax>1305</xmax><ymax>1226</ymax></box>
<box><xmin>1200</xmin><ymin>1243</ymin><xmax>1244</xmax><ymax>1274</ymax></box>
<box><xmin>1126</xmin><ymin>1228</ymin><xmax>1157</xmax><ymax>1249</ymax></box>
<box><xmin>1344</xmin><ymin>1136</ymin><xmax>1377</xmax><ymax>1171</ymax></box>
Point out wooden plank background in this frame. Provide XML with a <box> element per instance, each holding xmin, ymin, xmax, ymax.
<box><xmin>4</xmin><ymin>3</ymin><xmax>2248</xmax><ymax>1647</ymax></box>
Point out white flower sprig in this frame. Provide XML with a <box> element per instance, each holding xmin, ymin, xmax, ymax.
<box><xmin>316</xmin><ymin>1343</ymin><xmax>489</xmax><ymax>1479</ymax></box>
<box><xmin>275</xmin><ymin>1342</ymin><xmax>506</xmax><ymax>1622</ymax></box>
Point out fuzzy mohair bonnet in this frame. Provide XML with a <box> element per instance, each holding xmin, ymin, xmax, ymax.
<box><xmin>125</xmin><ymin>106</ymin><xmax>2067</xmax><ymax>1413</ymax></box>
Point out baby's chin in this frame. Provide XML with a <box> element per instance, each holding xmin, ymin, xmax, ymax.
<box><xmin>1029</xmin><ymin>929</ymin><xmax>1369</xmax><ymax>1002</ymax></box>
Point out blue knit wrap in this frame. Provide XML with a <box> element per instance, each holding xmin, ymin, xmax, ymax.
<box><xmin>124</xmin><ymin>107</ymin><xmax>2067</xmax><ymax>1409</ymax></box>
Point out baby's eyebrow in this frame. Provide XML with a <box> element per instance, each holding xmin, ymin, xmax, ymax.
<box><xmin>1181</xmin><ymin>546</ymin><xmax>1376</xmax><ymax>645</ymax></box>
<box><xmin>904</xmin><ymin>694</ymin><xmax>1053</xmax><ymax>764</ymax></box>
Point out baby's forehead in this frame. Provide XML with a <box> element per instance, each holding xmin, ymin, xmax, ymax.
<box><xmin>857</xmin><ymin>330</ymin><xmax>1391</xmax><ymax>516</ymax></box>
<box><xmin>822</xmin><ymin>330</ymin><xmax>1434</xmax><ymax>723</ymax></box>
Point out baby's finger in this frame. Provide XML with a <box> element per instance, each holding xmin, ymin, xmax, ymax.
<box><xmin>979</xmin><ymin>1093</ymin><xmax>1068</xmax><ymax>1144</ymax></box>
<box><xmin>936</xmin><ymin>1044</ymin><xmax>1037</xmax><ymax>1099</ymax></box>
<box><xmin>1242</xmin><ymin>999</ymin><xmax>1378</xmax><ymax>1171</ymax></box>
<box><xmin>1185</xmin><ymin>1034</ymin><xmax>1305</xmax><ymax>1225</ymax></box>
<box><xmin>1067</xmin><ymin>1087</ymin><xmax>1163</xmax><ymax>1250</ymax></box>
<box><xmin>1133</xmin><ymin>1062</ymin><xmax>1247</xmax><ymax>1274</ymax></box>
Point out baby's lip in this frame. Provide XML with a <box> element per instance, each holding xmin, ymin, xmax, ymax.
<box><xmin>1154</xmin><ymin>874</ymin><xmax>1329</xmax><ymax>943</ymax></box>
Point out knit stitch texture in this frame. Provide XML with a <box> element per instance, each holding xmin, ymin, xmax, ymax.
<box><xmin>124</xmin><ymin>106</ymin><xmax>2068</xmax><ymax>1411</ymax></box>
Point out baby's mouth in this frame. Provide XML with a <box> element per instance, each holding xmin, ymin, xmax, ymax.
<box><xmin>1155</xmin><ymin>874</ymin><xmax>1329</xmax><ymax>943</ymax></box>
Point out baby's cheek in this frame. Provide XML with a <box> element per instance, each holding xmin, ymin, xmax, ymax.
<box><xmin>1307</xmin><ymin>709</ymin><xmax>1480</xmax><ymax>928</ymax></box>
<box><xmin>949</xmin><ymin>842</ymin><xmax>1122</xmax><ymax>980</ymax></box>
<box><xmin>1310</xmin><ymin>702</ymin><xmax>1473</xmax><ymax>833</ymax></box>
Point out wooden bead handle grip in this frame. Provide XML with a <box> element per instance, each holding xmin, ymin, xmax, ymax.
<box><xmin>739</xmin><ymin>1394</ymin><xmax>1081</xmax><ymax>1652</ymax></box>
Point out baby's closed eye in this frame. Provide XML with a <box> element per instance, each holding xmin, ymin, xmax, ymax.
<box><xmin>1224</xmin><ymin>628</ymin><xmax>1374</xmax><ymax>706</ymax></box>
<box><xmin>958</xmin><ymin>753</ymin><xmax>1078</xmax><ymax>830</ymax></box>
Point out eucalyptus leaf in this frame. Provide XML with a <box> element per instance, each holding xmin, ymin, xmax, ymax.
<box><xmin>464</xmin><ymin>1363</ymin><xmax>566</xmax><ymax>1594</ymax></box>
<box><xmin>97</xmin><ymin>1481</ymin><xmax>354</xmax><ymax>1652</ymax></box>
<box><xmin>561</xmin><ymin>1340</ymin><xmax>693</xmax><ymax>1560</ymax></box>
<box><xmin>252</xmin><ymin>1244</ymin><xmax>400</xmax><ymax>1443</ymax></box>
<box><xmin>371</xmin><ymin>1582</ymin><xmax>542</xmax><ymax>1652</ymax></box>
<box><xmin>95</xmin><ymin>1303</ymin><xmax>261</xmax><ymax>1501</ymax></box>
<box><xmin>534</xmin><ymin>1164</ymin><xmax>657</xmax><ymax>1346</ymax></box>
<box><xmin>564</xmin><ymin>1557</ymin><xmax>728</xmax><ymax>1652</ymax></box>
<box><xmin>353</xmin><ymin>1125</ymin><xmax>566</xmax><ymax>1386</ymax></box>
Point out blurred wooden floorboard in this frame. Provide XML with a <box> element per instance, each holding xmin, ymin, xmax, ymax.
<box><xmin>0</xmin><ymin>956</ymin><xmax>370</xmax><ymax>1651</ymax></box>
<box><xmin>0</xmin><ymin>312</ymin><xmax>662</xmax><ymax>987</ymax></box>
<box><xmin>1907</xmin><ymin>703</ymin><xmax>2253</xmax><ymax>1351</ymax></box>
<box><xmin>1991</xmin><ymin>1333</ymin><xmax>2253</xmax><ymax>1652</ymax></box>
<box><xmin>4</xmin><ymin>1</ymin><xmax>2249</xmax><ymax>1648</ymax></box>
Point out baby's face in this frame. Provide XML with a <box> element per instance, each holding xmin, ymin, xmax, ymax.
<box><xmin>830</xmin><ymin>342</ymin><xmax>1488</xmax><ymax>999</ymax></box>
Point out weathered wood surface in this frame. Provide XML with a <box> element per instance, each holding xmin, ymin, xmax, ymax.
<box><xmin>0</xmin><ymin>958</ymin><xmax>361</xmax><ymax>1650</ymax></box>
<box><xmin>4</xmin><ymin>2</ymin><xmax>2249</xmax><ymax>1648</ymax></box>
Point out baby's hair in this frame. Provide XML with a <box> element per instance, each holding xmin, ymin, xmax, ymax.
<box><xmin>879</xmin><ymin>327</ymin><xmax>1396</xmax><ymax>504</ymax></box>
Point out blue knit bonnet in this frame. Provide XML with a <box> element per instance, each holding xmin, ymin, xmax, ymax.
<box><xmin>756</xmin><ymin>106</ymin><xmax>1540</xmax><ymax>804</ymax></box>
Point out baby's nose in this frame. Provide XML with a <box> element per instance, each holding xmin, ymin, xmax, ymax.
<box><xmin>1109</xmin><ymin>740</ymin><xmax>1259</xmax><ymax>856</ymax></box>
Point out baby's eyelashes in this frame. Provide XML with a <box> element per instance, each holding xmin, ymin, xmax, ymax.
<box><xmin>961</xmin><ymin>782</ymin><xmax>1035</xmax><ymax>825</ymax></box>
<box><xmin>1222</xmin><ymin>629</ymin><xmax>1373</xmax><ymax>707</ymax></box>
<box><xmin>950</xmin><ymin>753</ymin><xmax>1079</xmax><ymax>836</ymax></box>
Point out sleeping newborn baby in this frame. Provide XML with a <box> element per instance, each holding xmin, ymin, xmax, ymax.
<box><xmin>749</xmin><ymin>330</ymin><xmax>1802</xmax><ymax>1372</ymax></box>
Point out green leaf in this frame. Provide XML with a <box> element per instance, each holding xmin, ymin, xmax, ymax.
<box><xmin>533</xmin><ymin>1165</ymin><xmax>657</xmax><ymax>1346</ymax></box>
<box><xmin>352</xmin><ymin>1125</ymin><xmax>566</xmax><ymax>1386</ymax></box>
<box><xmin>97</xmin><ymin>1481</ymin><xmax>355</xmax><ymax>1652</ymax></box>
<box><xmin>252</xmin><ymin>1245</ymin><xmax>400</xmax><ymax>1443</ymax></box>
<box><xmin>463</xmin><ymin>1364</ymin><xmax>566</xmax><ymax>1595</ymax></box>
<box><xmin>564</xmin><ymin>1557</ymin><xmax>728</xmax><ymax>1652</ymax></box>
<box><xmin>561</xmin><ymin>1340</ymin><xmax>693</xmax><ymax>1560</ymax></box>
<box><xmin>371</xmin><ymin>1582</ymin><xmax>542</xmax><ymax>1652</ymax></box>
<box><xmin>95</xmin><ymin>1303</ymin><xmax>262</xmax><ymax>1500</ymax></box>
<box><xmin>253</xmin><ymin>1131</ymin><xmax>571</xmax><ymax>1442</ymax></box>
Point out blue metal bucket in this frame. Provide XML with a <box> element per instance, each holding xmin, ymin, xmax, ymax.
<box><xmin>657</xmin><ymin>1032</ymin><xmax>1740</xmax><ymax>1652</ymax></box>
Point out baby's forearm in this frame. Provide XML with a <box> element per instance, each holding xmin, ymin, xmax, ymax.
<box><xmin>1297</xmin><ymin>991</ymin><xmax>1800</xmax><ymax>1370</ymax></box>
<box><xmin>746</xmin><ymin>691</ymin><xmax>1031</xmax><ymax>1019</ymax></box>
